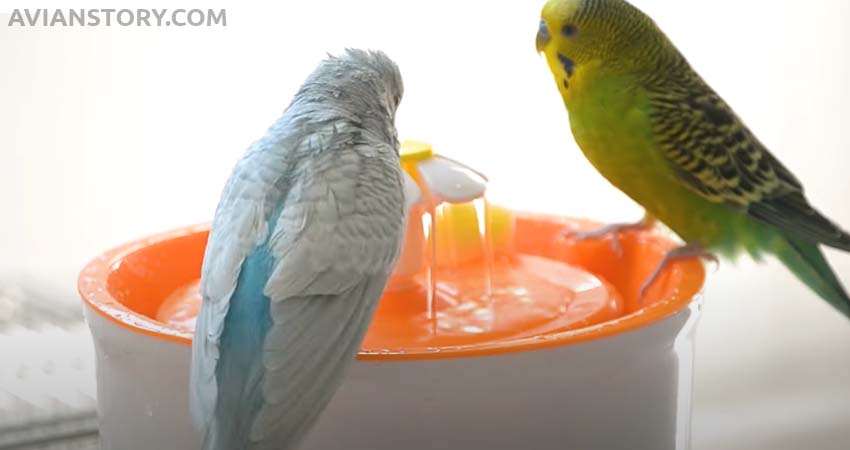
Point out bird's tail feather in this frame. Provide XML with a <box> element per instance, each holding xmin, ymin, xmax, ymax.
<box><xmin>776</xmin><ymin>237</ymin><xmax>850</xmax><ymax>320</ymax></box>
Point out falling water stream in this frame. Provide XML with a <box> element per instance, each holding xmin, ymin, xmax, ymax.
<box><xmin>472</xmin><ymin>198</ymin><xmax>495</xmax><ymax>301</ymax></box>
<box><xmin>421</xmin><ymin>208</ymin><xmax>436</xmax><ymax>325</ymax></box>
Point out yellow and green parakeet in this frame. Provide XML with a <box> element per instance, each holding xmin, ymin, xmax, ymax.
<box><xmin>536</xmin><ymin>0</ymin><xmax>850</xmax><ymax>318</ymax></box>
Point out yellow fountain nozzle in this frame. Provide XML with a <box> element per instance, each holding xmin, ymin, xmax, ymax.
<box><xmin>400</xmin><ymin>140</ymin><xmax>434</xmax><ymax>164</ymax></box>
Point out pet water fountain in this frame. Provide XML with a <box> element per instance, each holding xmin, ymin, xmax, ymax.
<box><xmin>79</xmin><ymin>140</ymin><xmax>705</xmax><ymax>450</ymax></box>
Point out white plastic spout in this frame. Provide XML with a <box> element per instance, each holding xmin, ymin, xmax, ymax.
<box><xmin>387</xmin><ymin>140</ymin><xmax>489</xmax><ymax>291</ymax></box>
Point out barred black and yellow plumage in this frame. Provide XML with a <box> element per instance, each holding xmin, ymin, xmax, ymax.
<box><xmin>647</xmin><ymin>68</ymin><xmax>850</xmax><ymax>251</ymax></box>
<box><xmin>538</xmin><ymin>0</ymin><xmax>850</xmax><ymax>318</ymax></box>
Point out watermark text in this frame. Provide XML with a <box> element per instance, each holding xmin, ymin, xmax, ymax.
<box><xmin>6</xmin><ymin>9</ymin><xmax>227</xmax><ymax>27</ymax></box>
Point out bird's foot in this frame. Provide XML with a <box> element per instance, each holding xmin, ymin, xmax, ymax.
<box><xmin>638</xmin><ymin>244</ymin><xmax>718</xmax><ymax>303</ymax></box>
<box><xmin>562</xmin><ymin>217</ymin><xmax>655</xmax><ymax>257</ymax></box>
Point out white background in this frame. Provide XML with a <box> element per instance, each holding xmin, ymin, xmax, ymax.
<box><xmin>1</xmin><ymin>1</ymin><xmax>849</xmax><ymax>449</ymax></box>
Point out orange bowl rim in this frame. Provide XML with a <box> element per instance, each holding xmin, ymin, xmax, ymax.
<box><xmin>77</xmin><ymin>213</ymin><xmax>705</xmax><ymax>360</ymax></box>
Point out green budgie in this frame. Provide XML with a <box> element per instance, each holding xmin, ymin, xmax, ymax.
<box><xmin>536</xmin><ymin>0</ymin><xmax>850</xmax><ymax>317</ymax></box>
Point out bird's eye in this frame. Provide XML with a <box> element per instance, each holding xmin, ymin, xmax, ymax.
<box><xmin>561</xmin><ymin>24</ymin><xmax>578</xmax><ymax>37</ymax></box>
<box><xmin>393</xmin><ymin>94</ymin><xmax>401</xmax><ymax>107</ymax></box>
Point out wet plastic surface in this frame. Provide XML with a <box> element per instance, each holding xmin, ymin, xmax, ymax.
<box><xmin>79</xmin><ymin>212</ymin><xmax>705</xmax><ymax>360</ymax></box>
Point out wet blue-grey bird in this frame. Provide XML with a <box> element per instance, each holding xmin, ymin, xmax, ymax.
<box><xmin>190</xmin><ymin>49</ymin><xmax>407</xmax><ymax>450</ymax></box>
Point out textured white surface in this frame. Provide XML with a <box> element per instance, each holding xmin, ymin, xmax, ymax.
<box><xmin>0</xmin><ymin>325</ymin><xmax>96</xmax><ymax>425</ymax></box>
<box><xmin>1</xmin><ymin>1</ymin><xmax>849</xmax><ymax>449</ymax></box>
<box><xmin>0</xmin><ymin>280</ymin><xmax>98</xmax><ymax>448</ymax></box>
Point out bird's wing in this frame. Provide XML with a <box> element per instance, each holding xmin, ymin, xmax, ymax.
<box><xmin>247</xmin><ymin>143</ymin><xmax>405</xmax><ymax>448</ymax></box>
<box><xmin>190</xmin><ymin>149</ymin><xmax>291</xmax><ymax>431</ymax></box>
<box><xmin>648</xmin><ymin>77</ymin><xmax>850</xmax><ymax>250</ymax></box>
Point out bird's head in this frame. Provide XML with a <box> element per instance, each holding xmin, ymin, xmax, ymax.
<box><xmin>298</xmin><ymin>49</ymin><xmax>403</xmax><ymax>145</ymax></box>
<box><xmin>355</xmin><ymin>49</ymin><xmax>404</xmax><ymax>119</ymax></box>
<box><xmin>536</xmin><ymin>0</ymin><xmax>666</xmax><ymax>93</ymax></box>
<box><xmin>331</xmin><ymin>49</ymin><xmax>403</xmax><ymax>118</ymax></box>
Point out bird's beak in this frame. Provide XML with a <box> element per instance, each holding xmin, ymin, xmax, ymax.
<box><xmin>536</xmin><ymin>20</ymin><xmax>551</xmax><ymax>53</ymax></box>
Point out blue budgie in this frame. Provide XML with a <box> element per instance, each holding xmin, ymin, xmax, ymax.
<box><xmin>190</xmin><ymin>49</ymin><xmax>407</xmax><ymax>450</ymax></box>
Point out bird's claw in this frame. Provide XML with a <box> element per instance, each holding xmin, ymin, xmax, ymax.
<box><xmin>638</xmin><ymin>244</ymin><xmax>718</xmax><ymax>303</ymax></box>
<box><xmin>561</xmin><ymin>221</ymin><xmax>650</xmax><ymax>258</ymax></box>
<box><xmin>562</xmin><ymin>228</ymin><xmax>624</xmax><ymax>256</ymax></box>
